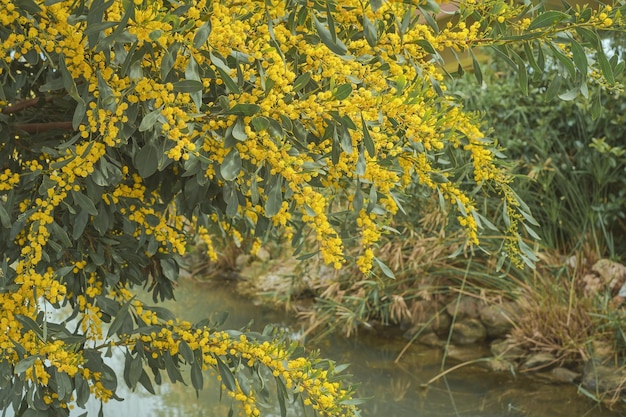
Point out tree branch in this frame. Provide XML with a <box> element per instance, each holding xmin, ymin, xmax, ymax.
<box><xmin>1</xmin><ymin>98</ymin><xmax>41</xmax><ymax>114</ymax></box>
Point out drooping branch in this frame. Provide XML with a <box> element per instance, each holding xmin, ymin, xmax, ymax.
<box><xmin>1</xmin><ymin>98</ymin><xmax>41</xmax><ymax>114</ymax></box>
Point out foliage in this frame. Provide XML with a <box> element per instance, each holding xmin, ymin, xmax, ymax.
<box><xmin>454</xmin><ymin>32</ymin><xmax>626</xmax><ymax>258</ymax></box>
<box><xmin>0</xmin><ymin>0</ymin><xmax>625</xmax><ymax>416</ymax></box>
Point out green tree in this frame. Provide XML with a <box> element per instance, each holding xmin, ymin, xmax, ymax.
<box><xmin>0</xmin><ymin>0</ymin><xmax>623</xmax><ymax>416</ymax></box>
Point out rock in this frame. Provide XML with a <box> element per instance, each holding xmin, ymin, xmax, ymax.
<box><xmin>592</xmin><ymin>259</ymin><xmax>626</xmax><ymax>292</ymax></box>
<box><xmin>446</xmin><ymin>344</ymin><xmax>486</xmax><ymax>363</ymax></box>
<box><xmin>520</xmin><ymin>352</ymin><xmax>557</xmax><ymax>371</ymax></box>
<box><xmin>446</xmin><ymin>296</ymin><xmax>484</xmax><ymax>320</ymax></box>
<box><xmin>416</xmin><ymin>332</ymin><xmax>445</xmax><ymax>348</ymax></box>
<box><xmin>485</xmin><ymin>358</ymin><xmax>514</xmax><ymax>372</ymax></box>
<box><xmin>490</xmin><ymin>338</ymin><xmax>525</xmax><ymax>360</ymax></box>
<box><xmin>235</xmin><ymin>254</ymin><xmax>250</xmax><ymax>269</ymax></box>
<box><xmin>255</xmin><ymin>247</ymin><xmax>271</xmax><ymax>262</ymax></box>
<box><xmin>582</xmin><ymin>362</ymin><xmax>626</xmax><ymax>395</ymax></box>
<box><xmin>550</xmin><ymin>367</ymin><xmax>580</xmax><ymax>384</ymax></box>
<box><xmin>479</xmin><ymin>302</ymin><xmax>519</xmax><ymax>338</ymax></box>
<box><xmin>450</xmin><ymin>318</ymin><xmax>487</xmax><ymax>345</ymax></box>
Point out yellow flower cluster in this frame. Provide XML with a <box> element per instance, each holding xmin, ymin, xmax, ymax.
<box><xmin>0</xmin><ymin>168</ymin><xmax>20</xmax><ymax>191</ymax></box>
<box><xmin>356</xmin><ymin>210</ymin><xmax>381</xmax><ymax>274</ymax></box>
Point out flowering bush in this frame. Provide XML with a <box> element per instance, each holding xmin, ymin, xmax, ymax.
<box><xmin>0</xmin><ymin>0</ymin><xmax>623</xmax><ymax>415</ymax></box>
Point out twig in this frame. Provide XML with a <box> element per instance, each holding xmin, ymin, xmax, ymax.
<box><xmin>1</xmin><ymin>98</ymin><xmax>41</xmax><ymax>114</ymax></box>
<box><xmin>420</xmin><ymin>357</ymin><xmax>491</xmax><ymax>387</ymax></box>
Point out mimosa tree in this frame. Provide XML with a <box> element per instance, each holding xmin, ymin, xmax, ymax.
<box><xmin>0</xmin><ymin>0</ymin><xmax>623</xmax><ymax>415</ymax></box>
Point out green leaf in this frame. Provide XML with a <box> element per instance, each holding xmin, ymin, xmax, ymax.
<box><xmin>14</xmin><ymin>355</ymin><xmax>40</xmax><ymax>374</ymax></box>
<box><xmin>172</xmin><ymin>80</ymin><xmax>203</xmax><ymax>93</ymax></box>
<box><xmin>72</xmin><ymin>191</ymin><xmax>98</xmax><ymax>216</ymax></box>
<box><xmin>526</xmin><ymin>11</ymin><xmax>569</xmax><ymax>31</ymax></box>
<box><xmin>227</xmin><ymin>104</ymin><xmax>260</xmax><ymax>116</ymax></box>
<box><xmin>15</xmin><ymin>315</ymin><xmax>43</xmax><ymax>340</ymax></box>
<box><xmin>75</xmin><ymin>374</ymin><xmax>91</xmax><ymax>407</ymax></box>
<box><xmin>138</xmin><ymin>107</ymin><xmax>162</xmax><ymax>132</ymax></box>
<box><xmin>216</xmin><ymin>67</ymin><xmax>240</xmax><ymax>94</ymax></box>
<box><xmin>138</xmin><ymin>369</ymin><xmax>156</xmax><ymax>394</ymax></box>
<box><xmin>164</xmin><ymin>353</ymin><xmax>184</xmax><ymax>383</ymax></box>
<box><xmin>193</xmin><ymin>21</ymin><xmax>212</xmax><ymax>49</ymax></box>
<box><xmin>128</xmin><ymin>353</ymin><xmax>143</xmax><ymax>388</ymax></box>
<box><xmin>264</xmin><ymin>178</ymin><xmax>283</xmax><ymax>217</ymax></box>
<box><xmin>416</xmin><ymin>39</ymin><xmax>437</xmax><ymax>55</ymax></box>
<box><xmin>232</xmin><ymin>118</ymin><xmax>247</xmax><ymax>141</ymax></box>
<box><xmin>135</xmin><ymin>143</ymin><xmax>159</xmax><ymax>177</ymax></box>
<box><xmin>570</xmin><ymin>40</ymin><xmax>588</xmax><ymax>76</ymax></box>
<box><xmin>160</xmin><ymin>258</ymin><xmax>178</xmax><ymax>281</ymax></box>
<box><xmin>275</xmin><ymin>377</ymin><xmax>288</xmax><ymax>417</ymax></box>
<box><xmin>293</xmin><ymin>72</ymin><xmax>311</xmax><ymax>92</ymax></box>
<box><xmin>558</xmin><ymin>86</ymin><xmax>579</xmax><ymax>101</ymax></box>
<box><xmin>313</xmin><ymin>14</ymin><xmax>347</xmax><ymax>55</ymax></box>
<box><xmin>470</xmin><ymin>49</ymin><xmax>483</xmax><ymax>85</ymax></box>
<box><xmin>86</xmin><ymin>0</ymin><xmax>113</xmax><ymax>48</ymax></box>
<box><xmin>106</xmin><ymin>298</ymin><xmax>133</xmax><ymax>339</ymax></box>
<box><xmin>73</xmin><ymin>209</ymin><xmax>89</xmax><ymax>240</ymax></box>
<box><xmin>220</xmin><ymin>148</ymin><xmax>242</xmax><ymax>181</ymax></box>
<box><xmin>360</xmin><ymin>115</ymin><xmax>375</xmax><ymax>157</ymax></box>
<box><xmin>216</xmin><ymin>357</ymin><xmax>236</xmax><ymax>391</ymax></box>
<box><xmin>590</xmin><ymin>87</ymin><xmax>602</xmax><ymax>120</ymax></box>
<box><xmin>179</xmin><ymin>340</ymin><xmax>194</xmax><ymax>364</ymax></box>
<box><xmin>325</xmin><ymin>2</ymin><xmax>337</xmax><ymax>42</ymax></box>
<box><xmin>545</xmin><ymin>75</ymin><xmax>562</xmax><ymax>101</ymax></box>
<box><xmin>363</xmin><ymin>15</ymin><xmax>377</xmax><ymax>47</ymax></box>
<box><xmin>508</xmin><ymin>49</ymin><xmax>528</xmax><ymax>95</ymax></box>
<box><xmin>161</xmin><ymin>42</ymin><xmax>180</xmax><ymax>81</ymax></box>
<box><xmin>185</xmin><ymin>55</ymin><xmax>203</xmax><ymax>111</ymax></box>
<box><xmin>418</xmin><ymin>6</ymin><xmax>439</xmax><ymax>34</ymax></box>
<box><xmin>549</xmin><ymin>43</ymin><xmax>576</xmax><ymax>79</ymax></box>
<box><xmin>374</xmin><ymin>257</ymin><xmax>395</xmax><ymax>279</ymax></box>
<box><xmin>252</xmin><ymin>116</ymin><xmax>270</xmax><ymax>132</ymax></box>
<box><xmin>597</xmin><ymin>47</ymin><xmax>614</xmax><ymax>84</ymax></box>
<box><xmin>333</xmin><ymin>83</ymin><xmax>352</xmax><ymax>100</ymax></box>
<box><xmin>59</xmin><ymin>55</ymin><xmax>85</xmax><ymax>105</ymax></box>
<box><xmin>190</xmin><ymin>361</ymin><xmax>203</xmax><ymax>390</ymax></box>
<box><xmin>0</xmin><ymin>202</ymin><xmax>11</xmax><ymax>228</ymax></box>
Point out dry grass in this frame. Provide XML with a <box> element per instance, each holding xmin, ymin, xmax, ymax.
<box><xmin>510</xmin><ymin>250</ymin><xmax>613</xmax><ymax>367</ymax></box>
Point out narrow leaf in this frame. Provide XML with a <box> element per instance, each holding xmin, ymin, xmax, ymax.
<box><xmin>526</xmin><ymin>11</ymin><xmax>569</xmax><ymax>31</ymax></box>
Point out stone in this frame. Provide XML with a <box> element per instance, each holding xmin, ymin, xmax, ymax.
<box><xmin>450</xmin><ymin>318</ymin><xmax>487</xmax><ymax>345</ymax></box>
<box><xmin>446</xmin><ymin>344</ymin><xmax>487</xmax><ymax>363</ymax></box>
<box><xmin>255</xmin><ymin>247</ymin><xmax>271</xmax><ymax>262</ymax></box>
<box><xmin>416</xmin><ymin>332</ymin><xmax>445</xmax><ymax>348</ymax></box>
<box><xmin>479</xmin><ymin>302</ymin><xmax>519</xmax><ymax>338</ymax></box>
<box><xmin>490</xmin><ymin>338</ymin><xmax>525</xmax><ymax>360</ymax></box>
<box><xmin>591</xmin><ymin>259</ymin><xmax>626</xmax><ymax>293</ymax></box>
<box><xmin>485</xmin><ymin>358</ymin><xmax>514</xmax><ymax>372</ymax></box>
<box><xmin>581</xmin><ymin>362</ymin><xmax>626</xmax><ymax>395</ymax></box>
<box><xmin>235</xmin><ymin>254</ymin><xmax>250</xmax><ymax>269</ymax></box>
<box><xmin>549</xmin><ymin>367</ymin><xmax>580</xmax><ymax>384</ymax></box>
<box><xmin>520</xmin><ymin>352</ymin><xmax>557</xmax><ymax>371</ymax></box>
<box><xmin>446</xmin><ymin>296</ymin><xmax>484</xmax><ymax>320</ymax></box>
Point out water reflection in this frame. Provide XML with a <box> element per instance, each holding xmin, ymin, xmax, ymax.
<box><xmin>77</xmin><ymin>279</ymin><xmax>618</xmax><ymax>417</ymax></box>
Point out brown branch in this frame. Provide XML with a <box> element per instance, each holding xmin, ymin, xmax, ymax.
<box><xmin>1</xmin><ymin>98</ymin><xmax>41</xmax><ymax>114</ymax></box>
<box><xmin>12</xmin><ymin>122</ymin><xmax>74</xmax><ymax>133</ymax></box>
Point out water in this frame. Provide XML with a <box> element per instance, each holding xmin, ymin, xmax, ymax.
<box><xmin>78</xmin><ymin>279</ymin><xmax>620</xmax><ymax>417</ymax></box>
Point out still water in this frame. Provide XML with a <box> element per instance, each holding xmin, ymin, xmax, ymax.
<box><xmin>80</xmin><ymin>279</ymin><xmax>620</xmax><ymax>417</ymax></box>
